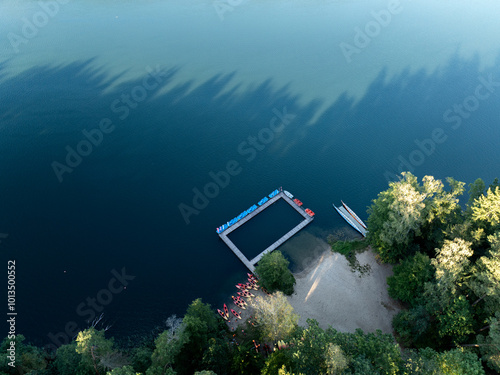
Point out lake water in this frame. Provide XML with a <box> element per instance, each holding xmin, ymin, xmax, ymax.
<box><xmin>1</xmin><ymin>0</ymin><xmax>500</xmax><ymax>348</ymax></box>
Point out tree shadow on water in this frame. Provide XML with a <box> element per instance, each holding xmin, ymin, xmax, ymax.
<box><xmin>0</xmin><ymin>51</ymin><xmax>499</xmax><ymax>346</ymax></box>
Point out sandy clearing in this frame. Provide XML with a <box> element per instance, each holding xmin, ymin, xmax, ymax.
<box><xmin>287</xmin><ymin>240</ymin><xmax>400</xmax><ymax>334</ymax></box>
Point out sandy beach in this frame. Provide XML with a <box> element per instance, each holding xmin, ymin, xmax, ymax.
<box><xmin>287</xmin><ymin>240</ymin><xmax>400</xmax><ymax>334</ymax></box>
<box><xmin>224</xmin><ymin>236</ymin><xmax>400</xmax><ymax>336</ymax></box>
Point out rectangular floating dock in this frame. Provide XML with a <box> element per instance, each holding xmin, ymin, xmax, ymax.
<box><xmin>218</xmin><ymin>191</ymin><xmax>314</xmax><ymax>272</ymax></box>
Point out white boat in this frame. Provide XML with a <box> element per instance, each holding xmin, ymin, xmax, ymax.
<box><xmin>341</xmin><ymin>201</ymin><xmax>368</xmax><ymax>229</ymax></box>
<box><xmin>284</xmin><ymin>190</ymin><xmax>293</xmax><ymax>199</ymax></box>
<box><xmin>333</xmin><ymin>203</ymin><xmax>367</xmax><ymax>237</ymax></box>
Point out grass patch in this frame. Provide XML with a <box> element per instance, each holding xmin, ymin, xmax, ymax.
<box><xmin>330</xmin><ymin>239</ymin><xmax>368</xmax><ymax>256</ymax></box>
<box><xmin>327</xmin><ymin>236</ymin><xmax>371</xmax><ymax>276</ymax></box>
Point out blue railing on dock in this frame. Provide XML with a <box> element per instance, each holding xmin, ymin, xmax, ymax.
<box><xmin>216</xmin><ymin>189</ymin><xmax>282</xmax><ymax>233</ymax></box>
<box><xmin>258</xmin><ymin>197</ymin><xmax>269</xmax><ymax>206</ymax></box>
<box><xmin>268</xmin><ymin>189</ymin><xmax>279</xmax><ymax>198</ymax></box>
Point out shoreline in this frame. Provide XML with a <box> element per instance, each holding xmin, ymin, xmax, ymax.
<box><xmin>221</xmin><ymin>237</ymin><xmax>400</xmax><ymax>335</ymax></box>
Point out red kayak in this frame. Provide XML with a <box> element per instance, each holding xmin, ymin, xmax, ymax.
<box><xmin>223</xmin><ymin>304</ymin><xmax>229</xmax><ymax>318</ymax></box>
<box><xmin>237</xmin><ymin>291</ymin><xmax>250</xmax><ymax>299</ymax></box>
<box><xmin>232</xmin><ymin>295</ymin><xmax>246</xmax><ymax>305</ymax></box>
<box><xmin>238</xmin><ymin>297</ymin><xmax>248</xmax><ymax>305</ymax></box>
<box><xmin>239</xmin><ymin>289</ymin><xmax>254</xmax><ymax>298</ymax></box>
<box><xmin>234</xmin><ymin>296</ymin><xmax>247</xmax><ymax>305</ymax></box>
<box><xmin>231</xmin><ymin>309</ymin><xmax>242</xmax><ymax>320</ymax></box>
<box><xmin>232</xmin><ymin>298</ymin><xmax>246</xmax><ymax>309</ymax></box>
<box><xmin>217</xmin><ymin>309</ymin><xmax>228</xmax><ymax>321</ymax></box>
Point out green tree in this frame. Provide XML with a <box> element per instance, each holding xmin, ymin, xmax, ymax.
<box><xmin>230</xmin><ymin>340</ymin><xmax>265</xmax><ymax>375</ymax></box>
<box><xmin>251</xmin><ymin>291</ymin><xmax>299</xmax><ymax>343</ymax></box>
<box><xmin>54</xmin><ymin>335</ymin><xmax>125</xmax><ymax>375</ymax></box>
<box><xmin>490</xmin><ymin>177</ymin><xmax>500</xmax><ymax>190</ymax></box>
<box><xmin>260</xmin><ymin>350</ymin><xmax>291</xmax><ymax>375</ymax></box>
<box><xmin>433</xmin><ymin>348</ymin><xmax>485</xmax><ymax>375</ymax></box>
<box><xmin>400</xmin><ymin>348</ymin><xmax>438</xmax><ymax>374</ymax></box>
<box><xmin>54</xmin><ymin>343</ymin><xmax>88</xmax><ymax>375</ymax></box>
<box><xmin>278</xmin><ymin>365</ymin><xmax>305</xmax><ymax>375</ymax></box>
<box><xmin>268</xmin><ymin>320</ymin><xmax>349</xmax><ymax>375</ymax></box>
<box><xmin>0</xmin><ymin>334</ymin><xmax>48</xmax><ymax>374</ymax></box>
<box><xmin>130</xmin><ymin>346</ymin><xmax>153</xmax><ymax>374</ymax></box>
<box><xmin>419</xmin><ymin>177</ymin><xmax>465</xmax><ymax>252</ymax></box>
<box><xmin>467</xmin><ymin>178</ymin><xmax>486</xmax><ymax>210</ymax></box>
<box><xmin>468</xmin><ymin>234</ymin><xmax>500</xmax><ymax>315</ymax></box>
<box><xmin>367</xmin><ymin>172</ymin><xmax>426</xmax><ymax>263</ymax></box>
<box><xmin>349</xmin><ymin>355</ymin><xmax>378</xmax><ymax>375</ymax></box>
<box><xmin>145</xmin><ymin>366</ymin><xmax>176</xmax><ymax>375</ymax></box>
<box><xmin>471</xmin><ymin>186</ymin><xmax>500</xmax><ymax>234</ymax></box>
<box><xmin>426</xmin><ymin>238</ymin><xmax>473</xmax><ymax>309</ymax></box>
<box><xmin>421</xmin><ymin>239</ymin><xmax>475</xmax><ymax>345</ymax></box>
<box><xmin>324</xmin><ymin>343</ymin><xmax>349</xmax><ymax>375</ymax></box>
<box><xmin>476</xmin><ymin>312</ymin><xmax>500</xmax><ymax>373</ymax></box>
<box><xmin>200</xmin><ymin>338</ymin><xmax>231</xmax><ymax>375</ymax></box>
<box><xmin>76</xmin><ymin>328</ymin><xmax>115</xmax><ymax>374</ymax></box>
<box><xmin>107</xmin><ymin>365</ymin><xmax>142</xmax><ymax>374</ymax></box>
<box><xmin>147</xmin><ymin>319</ymin><xmax>187</xmax><ymax>375</ymax></box>
<box><xmin>392</xmin><ymin>306</ymin><xmax>432</xmax><ymax>348</ymax></box>
<box><xmin>401</xmin><ymin>347</ymin><xmax>485</xmax><ymax>375</ymax></box>
<box><xmin>367</xmin><ymin>173</ymin><xmax>466</xmax><ymax>263</ymax></box>
<box><xmin>254</xmin><ymin>251</ymin><xmax>296</xmax><ymax>295</ymax></box>
<box><xmin>173</xmin><ymin>299</ymin><xmax>222</xmax><ymax>375</ymax></box>
<box><xmin>445</xmin><ymin>219</ymin><xmax>483</xmax><ymax>249</ymax></box>
<box><xmin>387</xmin><ymin>252</ymin><xmax>434</xmax><ymax>306</ymax></box>
<box><xmin>284</xmin><ymin>319</ymin><xmax>332</xmax><ymax>374</ymax></box>
<box><xmin>462</xmin><ymin>312</ymin><xmax>500</xmax><ymax>373</ymax></box>
<box><xmin>435</xmin><ymin>295</ymin><xmax>474</xmax><ymax>344</ymax></box>
<box><xmin>326</xmin><ymin>326</ymin><xmax>401</xmax><ymax>375</ymax></box>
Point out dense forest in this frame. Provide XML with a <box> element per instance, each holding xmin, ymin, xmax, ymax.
<box><xmin>2</xmin><ymin>172</ymin><xmax>499</xmax><ymax>374</ymax></box>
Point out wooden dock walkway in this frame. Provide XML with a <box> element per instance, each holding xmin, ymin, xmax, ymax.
<box><xmin>249</xmin><ymin>217</ymin><xmax>313</xmax><ymax>265</ymax></box>
<box><xmin>219</xmin><ymin>233</ymin><xmax>257</xmax><ymax>272</ymax></box>
<box><xmin>218</xmin><ymin>191</ymin><xmax>314</xmax><ymax>272</ymax></box>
